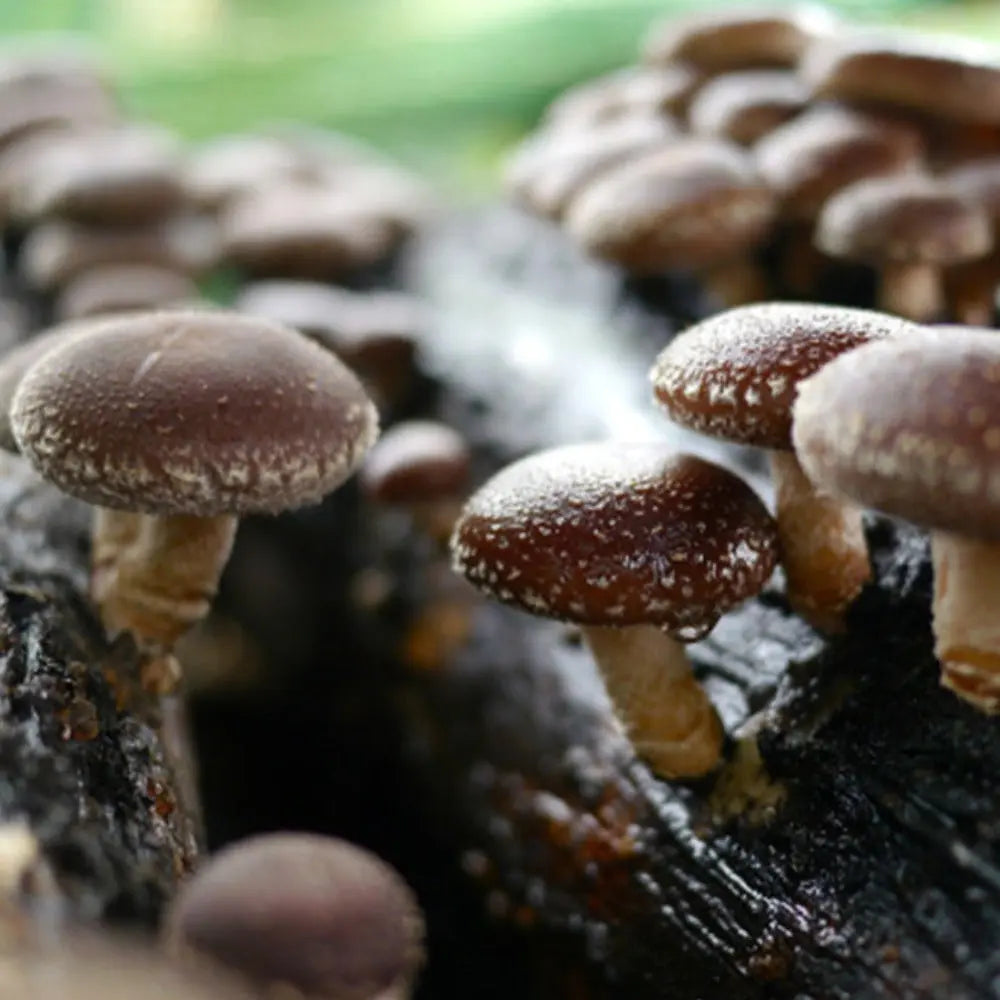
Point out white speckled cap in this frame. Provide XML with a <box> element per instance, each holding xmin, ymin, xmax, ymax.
<box><xmin>792</xmin><ymin>327</ymin><xmax>1000</xmax><ymax>539</ymax></box>
<box><xmin>9</xmin><ymin>309</ymin><xmax>379</xmax><ymax>515</ymax></box>
<box><xmin>450</xmin><ymin>442</ymin><xmax>777</xmax><ymax>631</ymax></box>
<box><xmin>650</xmin><ymin>302</ymin><xmax>914</xmax><ymax>449</ymax></box>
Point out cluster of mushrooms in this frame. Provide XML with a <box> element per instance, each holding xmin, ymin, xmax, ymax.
<box><xmin>506</xmin><ymin>2</ymin><xmax>1000</xmax><ymax>325</ymax></box>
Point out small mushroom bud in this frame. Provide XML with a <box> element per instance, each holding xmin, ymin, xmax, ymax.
<box><xmin>451</xmin><ymin>442</ymin><xmax>778</xmax><ymax>778</ymax></box>
<box><xmin>360</xmin><ymin>420</ymin><xmax>471</xmax><ymax>545</ymax></box>
<box><xmin>816</xmin><ymin>173</ymin><xmax>992</xmax><ymax>323</ymax></box>
<box><xmin>650</xmin><ymin>303</ymin><xmax>916</xmax><ymax>630</ymax></box>
<box><xmin>793</xmin><ymin>326</ymin><xmax>1000</xmax><ymax>713</ymax></box>
<box><xmin>9</xmin><ymin>310</ymin><xmax>379</xmax><ymax>662</ymax></box>
<box><xmin>165</xmin><ymin>833</ymin><xmax>425</xmax><ymax>1000</ymax></box>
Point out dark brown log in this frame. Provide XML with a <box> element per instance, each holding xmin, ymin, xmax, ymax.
<box><xmin>0</xmin><ymin>454</ymin><xmax>198</xmax><ymax>927</ymax></box>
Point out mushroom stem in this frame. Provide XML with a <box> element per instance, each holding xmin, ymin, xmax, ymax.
<box><xmin>412</xmin><ymin>498</ymin><xmax>465</xmax><ymax>547</ymax></box>
<box><xmin>770</xmin><ymin>450</ymin><xmax>870</xmax><ymax>632</ymax></box>
<box><xmin>878</xmin><ymin>260</ymin><xmax>944</xmax><ymax>322</ymax></box>
<box><xmin>702</xmin><ymin>257</ymin><xmax>770</xmax><ymax>308</ymax></box>
<box><xmin>91</xmin><ymin>508</ymin><xmax>143</xmax><ymax>602</ymax></box>
<box><xmin>581</xmin><ymin>624</ymin><xmax>722</xmax><ymax>778</ymax></box>
<box><xmin>931</xmin><ymin>531</ymin><xmax>1000</xmax><ymax>713</ymax></box>
<box><xmin>95</xmin><ymin>512</ymin><xmax>238</xmax><ymax>649</ymax></box>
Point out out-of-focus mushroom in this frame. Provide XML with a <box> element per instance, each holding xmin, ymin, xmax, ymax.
<box><xmin>642</xmin><ymin>3</ymin><xmax>839</xmax><ymax>72</ymax></box>
<box><xmin>688</xmin><ymin>70</ymin><xmax>808</xmax><ymax>146</ymax></box>
<box><xmin>451</xmin><ymin>442</ymin><xmax>779</xmax><ymax>778</ymax></box>
<box><xmin>504</xmin><ymin>114</ymin><xmax>678</xmax><ymax>220</ymax></box>
<box><xmin>650</xmin><ymin>302</ymin><xmax>914</xmax><ymax>629</ymax></box>
<box><xmin>360</xmin><ymin>420</ymin><xmax>470</xmax><ymax>544</ymax></box>
<box><xmin>793</xmin><ymin>326</ymin><xmax>1000</xmax><ymax>712</ymax></box>
<box><xmin>9</xmin><ymin>310</ymin><xmax>379</xmax><ymax>660</ymax></box>
<box><xmin>55</xmin><ymin>263</ymin><xmax>200</xmax><ymax>320</ymax></box>
<box><xmin>803</xmin><ymin>29</ymin><xmax>1000</xmax><ymax>125</ymax></box>
<box><xmin>816</xmin><ymin>173</ymin><xmax>992</xmax><ymax>322</ymax></box>
<box><xmin>564</xmin><ymin>137</ymin><xmax>777</xmax><ymax>307</ymax></box>
<box><xmin>165</xmin><ymin>833</ymin><xmax>425</xmax><ymax>1000</ymax></box>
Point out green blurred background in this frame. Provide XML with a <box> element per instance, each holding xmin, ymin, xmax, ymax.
<box><xmin>2</xmin><ymin>0</ymin><xmax>998</xmax><ymax>194</ymax></box>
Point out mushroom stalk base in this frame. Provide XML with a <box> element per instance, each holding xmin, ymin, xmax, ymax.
<box><xmin>878</xmin><ymin>260</ymin><xmax>944</xmax><ymax>323</ymax></box>
<box><xmin>92</xmin><ymin>511</ymin><xmax>238</xmax><ymax>649</ymax></box>
<box><xmin>581</xmin><ymin>624</ymin><xmax>722</xmax><ymax>778</ymax></box>
<box><xmin>932</xmin><ymin>531</ymin><xmax>1000</xmax><ymax>713</ymax></box>
<box><xmin>770</xmin><ymin>450</ymin><xmax>870</xmax><ymax>632</ymax></box>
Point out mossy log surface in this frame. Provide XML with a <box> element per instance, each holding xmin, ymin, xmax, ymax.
<box><xmin>0</xmin><ymin>456</ymin><xmax>198</xmax><ymax>928</ymax></box>
<box><xmin>350</xmin><ymin>208</ymin><xmax>1000</xmax><ymax>999</ymax></box>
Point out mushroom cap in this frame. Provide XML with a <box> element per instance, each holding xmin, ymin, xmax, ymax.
<box><xmin>803</xmin><ymin>29</ymin><xmax>1000</xmax><ymax>125</ymax></box>
<box><xmin>543</xmin><ymin>64</ymin><xmax>701</xmax><ymax>129</ymax></box>
<box><xmin>361</xmin><ymin>420</ymin><xmax>470</xmax><ymax>505</ymax></box>
<box><xmin>650</xmin><ymin>302</ymin><xmax>914</xmax><ymax>450</ymax></box>
<box><xmin>816</xmin><ymin>173</ymin><xmax>993</xmax><ymax>267</ymax></box>
<box><xmin>10</xmin><ymin>310</ymin><xmax>379</xmax><ymax>516</ymax></box>
<box><xmin>451</xmin><ymin>443</ymin><xmax>777</xmax><ymax>631</ymax></box>
<box><xmin>753</xmin><ymin>104</ymin><xmax>924</xmax><ymax>220</ymax></box>
<box><xmin>792</xmin><ymin>327</ymin><xmax>1000</xmax><ymax>540</ymax></box>
<box><xmin>55</xmin><ymin>263</ymin><xmax>199</xmax><ymax>320</ymax></box>
<box><xmin>642</xmin><ymin>3</ymin><xmax>838</xmax><ymax>71</ymax></box>
<box><xmin>687</xmin><ymin>70</ymin><xmax>808</xmax><ymax>146</ymax></box>
<box><xmin>166</xmin><ymin>833</ymin><xmax>424</xmax><ymax>1000</ymax></box>
<box><xmin>505</xmin><ymin>114</ymin><xmax>677</xmax><ymax>219</ymax></box>
<box><xmin>564</xmin><ymin>138</ymin><xmax>776</xmax><ymax>272</ymax></box>
<box><xmin>942</xmin><ymin>156</ymin><xmax>1000</xmax><ymax>223</ymax></box>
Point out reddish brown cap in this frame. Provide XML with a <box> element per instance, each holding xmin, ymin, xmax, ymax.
<box><xmin>361</xmin><ymin>420</ymin><xmax>469</xmax><ymax>505</ymax></box>
<box><xmin>219</xmin><ymin>184</ymin><xmax>397</xmax><ymax>279</ymax></box>
<box><xmin>650</xmin><ymin>302</ymin><xmax>913</xmax><ymax>450</ymax></box>
<box><xmin>642</xmin><ymin>3</ymin><xmax>838</xmax><ymax>71</ymax></box>
<box><xmin>803</xmin><ymin>30</ymin><xmax>1000</xmax><ymax>125</ymax></box>
<box><xmin>816</xmin><ymin>173</ymin><xmax>993</xmax><ymax>267</ymax></box>
<box><xmin>753</xmin><ymin>104</ymin><xmax>924</xmax><ymax>220</ymax></box>
<box><xmin>451</xmin><ymin>443</ymin><xmax>777</xmax><ymax>632</ymax></box>
<box><xmin>793</xmin><ymin>327</ymin><xmax>1000</xmax><ymax>539</ymax></box>
<box><xmin>14</xmin><ymin>125</ymin><xmax>184</xmax><ymax>224</ymax></box>
<box><xmin>505</xmin><ymin>114</ymin><xmax>677</xmax><ymax>219</ymax></box>
<box><xmin>10</xmin><ymin>310</ymin><xmax>379</xmax><ymax>515</ymax></box>
<box><xmin>688</xmin><ymin>70</ymin><xmax>808</xmax><ymax>145</ymax></box>
<box><xmin>542</xmin><ymin>64</ymin><xmax>701</xmax><ymax>129</ymax></box>
<box><xmin>564</xmin><ymin>138</ymin><xmax>776</xmax><ymax>272</ymax></box>
<box><xmin>166</xmin><ymin>833</ymin><xmax>424</xmax><ymax>1000</ymax></box>
<box><xmin>55</xmin><ymin>264</ymin><xmax>199</xmax><ymax>320</ymax></box>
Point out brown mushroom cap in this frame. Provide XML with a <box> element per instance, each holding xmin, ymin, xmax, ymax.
<box><xmin>55</xmin><ymin>264</ymin><xmax>199</xmax><ymax>320</ymax></box>
<box><xmin>166</xmin><ymin>833</ymin><xmax>424</xmax><ymax>1000</ymax></box>
<box><xmin>688</xmin><ymin>70</ymin><xmax>808</xmax><ymax>145</ymax></box>
<box><xmin>650</xmin><ymin>302</ymin><xmax>914</xmax><ymax>450</ymax></box>
<box><xmin>642</xmin><ymin>3</ymin><xmax>838</xmax><ymax>71</ymax></box>
<box><xmin>792</xmin><ymin>327</ymin><xmax>1000</xmax><ymax>540</ymax></box>
<box><xmin>564</xmin><ymin>138</ymin><xmax>776</xmax><ymax>272</ymax></box>
<box><xmin>816</xmin><ymin>173</ymin><xmax>993</xmax><ymax>267</ymax></box>
<box><xmin>451</xmin><ymin>443</ymin><xmax>777</xmax><ymax>632</ymax></box>
<box><xmin>753</xmin><ymin>104</ymin><xmax>924</xmax><ymax>220</ymax></box>
<box><xmin>361</xmin><ymin>420</ymin><xmax>470</xmax><ymax>505</ymax></box>
<box><xmin>542</xmin><ymin>64</ymin><xmax>701</xmax><ymax>129</ymax></box>
<box><xmin>803</xmin><ymin>30</ymin><xmax>1000</xmax><ymax>125</ymax></box>
<box><xmin>942</xmin><ymin>157</ymin><xmax>1000</xmax><ymax>222</ymax></box>
<box><xmin>9</xmin><ymin>310</ymin><xmax>379</xmax><ymax>516</ymax></box>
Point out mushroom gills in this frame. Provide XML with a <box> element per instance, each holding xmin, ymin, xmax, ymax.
<box><xmin>582</xmin><ymin>624</ymin><xmax>723</xmax><ymax>778</ymax></box>
<box><xmin>932</xmin><ymin>531</ymin><xmax>1000</xmax><ymax>712</ymax></box>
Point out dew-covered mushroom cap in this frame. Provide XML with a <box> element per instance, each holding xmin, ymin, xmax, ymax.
<box><xmin>816</xmin><ymin>173</ymin><xmax>993</xmax><ymax>266</ymax></box>
<box><xmin>9</xmin><ymin>310</ymin><xmax>379</xmax><ymax>516</ymax></box>
<box><xmin>167</xmin><ymin>833</ymin><xmax>424</xmax><ymax>1000</ymax></box>
<box><xmin>650</xmin><ymin>302</ymin><xmax>914</xmax><ymax>450</ymax></box>
<box><xmin>361</xmin><ymin>420</ymin><xmax>470</xmax><ymax>505</ymax></box>
<box><xmin>451</xmin><ymin>443</ymin><xmax>777</xmax><ymax>631</ymax></box>
<box><xmin>793</xmin><ymin>327</ymin><xmax>1000</xmax><ymax>540</ymax></box>
<box><xmin>803</xmin><ymin>29</ymin><xmax>1000</xmax><ymax>125</ymax></box>
<box><xmin>642</xmin><ymin>3</ymin><xmax>838</xmax><ymax>71</ymax></box>
<box><xmin>564</xmin><ymin>138</ymin><xmax>776</xmax><ymax>272</ymax></box>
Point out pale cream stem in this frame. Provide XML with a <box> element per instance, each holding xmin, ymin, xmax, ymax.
<box><xmin>932</xmin><ymin>531</ymin><xmax>1000</xmax><ymax>713</ymax></box>
<box><xmin>581</xmin><ymin>624</ymin><xmax>722</xmax><ymax>779</ymax></box>
<box><xmin>97</xmin><ymin>512</ymin><xmax>238</xmax><ymax>649</ymax></box>
<box><xmin>879</xmin><ymin>260</ymin><xmax>944</xmax><ymax>322</ymax></box>
<box><xmin>770</xmin><ymin>450</ymin><xmax>870</xmax><ymax>632</ymax></box>
<box><xmin>91</xmin><ymin>508</ymin><xmax>143</xmax><ymax>606</ymax></box>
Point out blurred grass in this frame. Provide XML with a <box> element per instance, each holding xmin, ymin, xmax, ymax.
<box><xmin>0</xmin><ymin>0</ymin><xmax>996</xmax><ymax>193</ymax></box>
